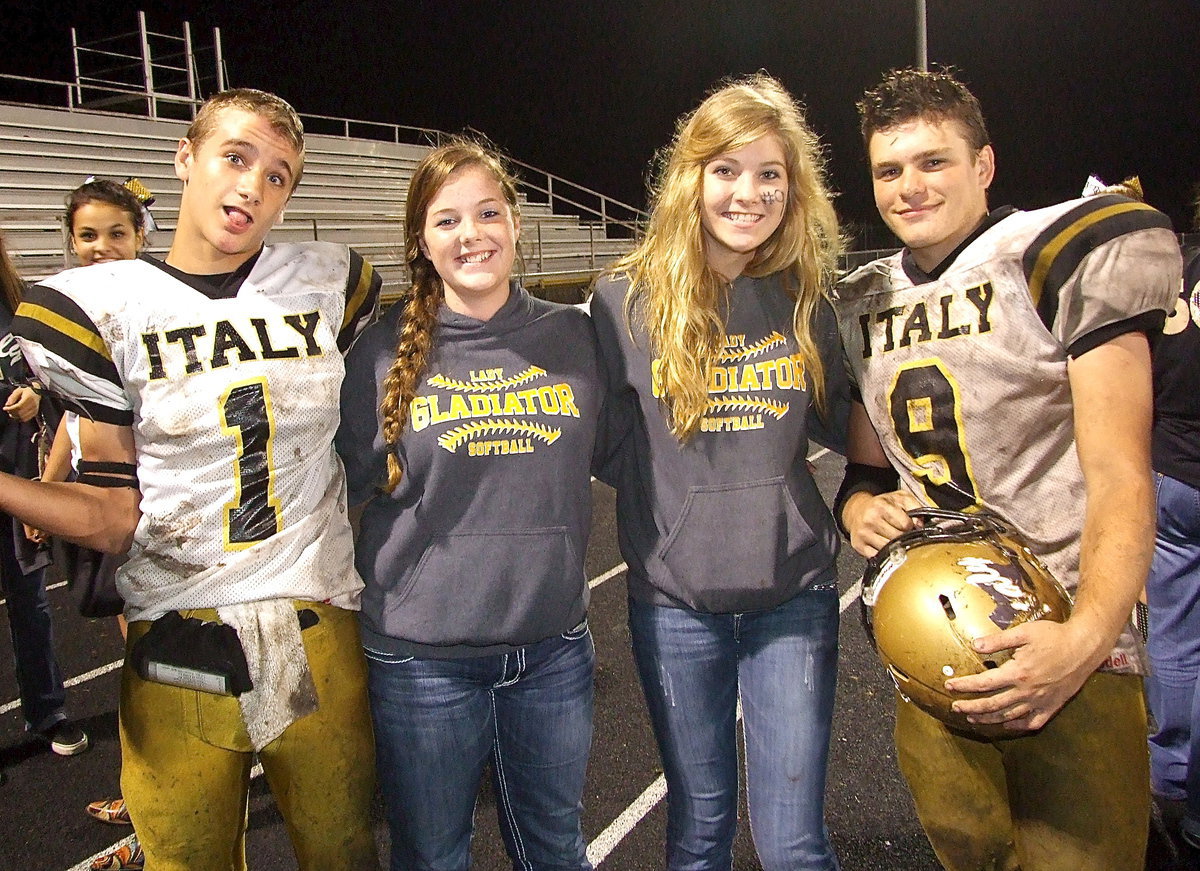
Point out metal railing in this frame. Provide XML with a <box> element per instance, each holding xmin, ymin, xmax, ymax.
<box><xmin>69</xmin><ymin>11</ymin><xmax>223</xmax><ymax>119</ymax></box>
<box><xmin>1</xmin><ymin>10</ymin><xmax>646</xmax><ymax>248</ymax></box>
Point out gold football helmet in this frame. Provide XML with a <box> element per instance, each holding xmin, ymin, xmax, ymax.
<box><xmin>861</xmin><ymin>508</ymin><xmax>1072</xmax><ymax>736</ymax></box>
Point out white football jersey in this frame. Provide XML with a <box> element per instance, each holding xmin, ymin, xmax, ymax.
<box><xmin>16</xmin><ymin>242</ymin><xmax>380</xmax><ymax>620</ymax></box>
<box><xmin>834</xmin><ymin>196</ymin><xmax>1180</xmax><ymax>674</ymax></box>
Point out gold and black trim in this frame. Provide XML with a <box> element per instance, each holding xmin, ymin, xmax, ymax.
<box><xmin>337</xmin><ymin>250</ymin><xmax>381</xmax><ymax>353</ymax></box>
<box><xmin>1022</xmin><ymin>195</ymin><xmax>1172</xmax><ymax>329</ymax></box>
<box><xmin>13</xmin><ymin>284</ymin><xmax>123</xmax><ymax>389</ymax></box>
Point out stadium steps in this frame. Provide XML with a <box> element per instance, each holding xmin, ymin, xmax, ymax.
<box><xmin>0</xmin><ymin>102</ymin><xmax>636</xmax><ymax>301</ymax></box>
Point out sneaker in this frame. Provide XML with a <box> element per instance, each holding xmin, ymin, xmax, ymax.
<box><xmin>90</xmin><ymin>838</ymin><xmax>143</xmax><ymax>871</ymax></box>
<box><xmin>86</xmin><ymin>797</ymin><xmax>132</xmax><ymax>825</ymax></box>
<box><xmin>39</xmin><ymin>720</ymin><xmax>89</xmax><ymax>756</ymax></box>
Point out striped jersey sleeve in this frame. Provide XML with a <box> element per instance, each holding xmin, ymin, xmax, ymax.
<box><xmin>13</xmin><ymin>282</ymin><xmax>133</xmax><ymax>425</ymax></box>
<box><xmin>337</xmin><ymin>249</ymin><xmax>381</xmax><ymax>354</ymax></box>
<box><xmin>1020</xmin><ymin>194</ymin><xmax>1178</xmax><ymax>355</ymax></box>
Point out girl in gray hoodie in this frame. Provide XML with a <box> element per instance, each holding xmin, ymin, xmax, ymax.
<box><xmin>590</xmin><ymin>75</ymin><xmax>848</xmax><ymax>871</ymax></box>
<box><xmin>337</xmin><ymin>139</ymin><xmax>603</xmax><ymax>871</ymax></box>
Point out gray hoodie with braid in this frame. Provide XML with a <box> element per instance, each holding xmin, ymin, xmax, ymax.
<box><xmin>337</xmin><ymin>284</ymin><xmax>604</xmax><ymax>658</ymax></box>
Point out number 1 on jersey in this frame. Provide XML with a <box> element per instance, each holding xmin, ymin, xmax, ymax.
<box><xmin>220</xmin><ymin>378</ymin><xmax>282</xmax><ymax>549</ymax></box>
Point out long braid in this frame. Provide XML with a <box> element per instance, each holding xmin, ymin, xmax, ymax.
<box><xmin>380</xmin><ymin>265</ymin><xmax>442</xmax><ymax>492</ymax></box>
<box><xmin>376</xmin><ymin>136</ymin><xmax>520</xmax><ymax>493</ymax></box>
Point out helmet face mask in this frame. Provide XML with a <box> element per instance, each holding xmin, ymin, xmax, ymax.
<box><xmin>861</xmin><ymin>509</ymin><xmax>1072</xmax><ymax>737</ymax></box>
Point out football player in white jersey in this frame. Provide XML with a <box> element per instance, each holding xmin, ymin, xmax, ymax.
<box><xmin>0</xmin><ymin>89</ymin><xmax>379</xmax><ymax>871</ymax></box>
<box><xmin>832</xmin><ymin>69</ymin><xmax>1179</xmax><ymax>870</ymax></box>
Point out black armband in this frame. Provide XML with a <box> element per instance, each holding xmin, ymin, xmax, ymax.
<box><xmin>832</xmin><ymin>462</ymin><xmax>900</xmax><ymax>539</ymax></box>
<box><xmin>76</xmin><ymin>460</ymin><xmax>139</xmax><ymax>489</ymax></box>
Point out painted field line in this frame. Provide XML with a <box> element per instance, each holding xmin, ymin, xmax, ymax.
<box><xmin>67</xmin><ymin>833</ymin><xmax>138</xmax><ymax>871</ymax></box>
<box><xmin>840</xmin><ymin>579</ymin><xmax>863</xmax><ymax>615</ymax></box>
<box><xmin>587</xmin><ymin>774</ymin><xmax>668</xmax><ymax>866</ymax></box>
<box><xmin>589</xmin><ymin>563</ymin><xmax>627</xmax><ymax>589</ymax></box>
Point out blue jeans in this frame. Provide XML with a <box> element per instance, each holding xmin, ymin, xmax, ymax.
<box><xmin>1145</xmin><ymin>472</ymin><xmax>1200</xmax><ymax>818</ymax></box>
<box><xmin>0</xmin><ymin>518</ymin><xmax>66</xmax><ymax>733</ymax></box>
<box><xmin>628</xmin><ymin>586</ymin><xmax>841</xmax><ymax>871</ymax></box>
<box><xmin>367</xmin><ymin>623</ymin><xmax>595</xmax><ymax>871</ymax></box>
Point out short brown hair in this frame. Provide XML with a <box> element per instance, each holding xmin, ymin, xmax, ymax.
<box><xmin>186</xmin><ymin>89</ymin><xmax>306</xmax><ymax>186</ymax></box>
<box><xmin>857</xmin><ymin>68</ymin><xmax>990</xmax><ymax>153</ymax></box>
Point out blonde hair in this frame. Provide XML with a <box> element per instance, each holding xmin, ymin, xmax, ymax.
<box><xmin>613</xmin><ymin>73</ymin><xmax>842</xmax><ymax>440</ymax></box>
<box><xmin>379</xmin><ymin>137</ymin><xmax>521</xmax><ymax>491</ymax></box>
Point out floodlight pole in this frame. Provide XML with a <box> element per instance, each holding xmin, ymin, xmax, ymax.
<box><xmin>916</xmin><ymin>0</ymin><xmax>928</xmax><ymax>71</ymax></box>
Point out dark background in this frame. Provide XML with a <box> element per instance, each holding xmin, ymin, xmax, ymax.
<box><xmin>5</xmin><ymin>1</ymin><xmax>1199</xmax><ymax>245</ymax></box>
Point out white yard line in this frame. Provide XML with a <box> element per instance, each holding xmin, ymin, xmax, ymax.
<box><xmin>587</xmin><ymin>775</ymin><xmax>669</xmax><ymax>866</ymax></box>
<box><xmin>589</xmin><ymin>563</ymin><xmax>627</xmax><ymax>589</ymax></box>
<box><xmin>839</xmin><ymin>579</ymin><xmax>863</xmax><ymax>616</ymax></box>
<box><xmin>67</xmin><ymin>833</ymin><xmax>138</xmax><ymax>871</ymax></box>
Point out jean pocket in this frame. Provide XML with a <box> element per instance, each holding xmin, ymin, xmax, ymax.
<box><xmin>561</xmin><ymin>617</ymin><xmax>590</xmax><ymax>641</ymax></box>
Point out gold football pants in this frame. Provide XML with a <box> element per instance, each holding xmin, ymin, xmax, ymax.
<box><xmin>119</xmin><ymin>601</ymin><xmax>377</xmax><ymax>871</ymax></box>
<box><xmin>895</xmin><ymin>671</ymin><xmax>1148</xmax><ymax>871</ymax></box>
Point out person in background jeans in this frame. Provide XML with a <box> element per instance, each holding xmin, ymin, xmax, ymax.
<box><xmin>1144</xmin><ymin>195</ymin><xmax>1200</xmax><ymax>852</ymax></box>
<box><xmin>0</xmin><ymin>229</ymin><xmax>89</xmax><ymax>761</ymax></box>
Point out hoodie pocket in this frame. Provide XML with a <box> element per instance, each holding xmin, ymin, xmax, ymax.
<box><xmin>657</xmin><ymin>477</ymin><xmax>815</xmax><ymax>612</ymax></box>
<box><xmin>386</xmin><ymin>527</ymin><xmax>583</xmax><ymax>647</ymax></box>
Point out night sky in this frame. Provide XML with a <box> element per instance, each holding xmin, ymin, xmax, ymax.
<box><xmin>6</xmin><ymin>1</ymin><xmax>1199</xmax><ymax>244</ymax></box>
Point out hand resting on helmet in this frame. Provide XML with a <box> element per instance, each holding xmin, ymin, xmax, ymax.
<box><xmin>945</xmin><ymin>617</ymin><xmax>1109</xmax><ymax>732</ymax></box>
<box><xmin>843</xmin><ymin>489</ymin><xmax>922</xmax><ymax>558</ymax></box>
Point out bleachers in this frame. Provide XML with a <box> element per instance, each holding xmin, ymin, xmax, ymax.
<box><xmin>0</xmin><ymin>101</ymin><xmax>637</xmax><ymax>302</ymax></box>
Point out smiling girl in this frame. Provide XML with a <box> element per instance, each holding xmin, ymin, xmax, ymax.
<box><xmin>590</xmin><ymin>74</ymin><xmax>848</xmax><ymax>870</ymax></box>
<box><xmin>337</xmin><ymin>138</ymin><xmax>604</xmax><ymax>871</ymax></box>
<box><xmin>66</xmin><ymin>180</ymin><xmax>148</xmax><ymax>266</ymax></box>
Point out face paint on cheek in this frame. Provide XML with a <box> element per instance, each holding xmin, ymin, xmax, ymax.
<box><xmin>761</xmin><ymin>189</ymin><xmax>786</xmax><ymax>206</ymax></box>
